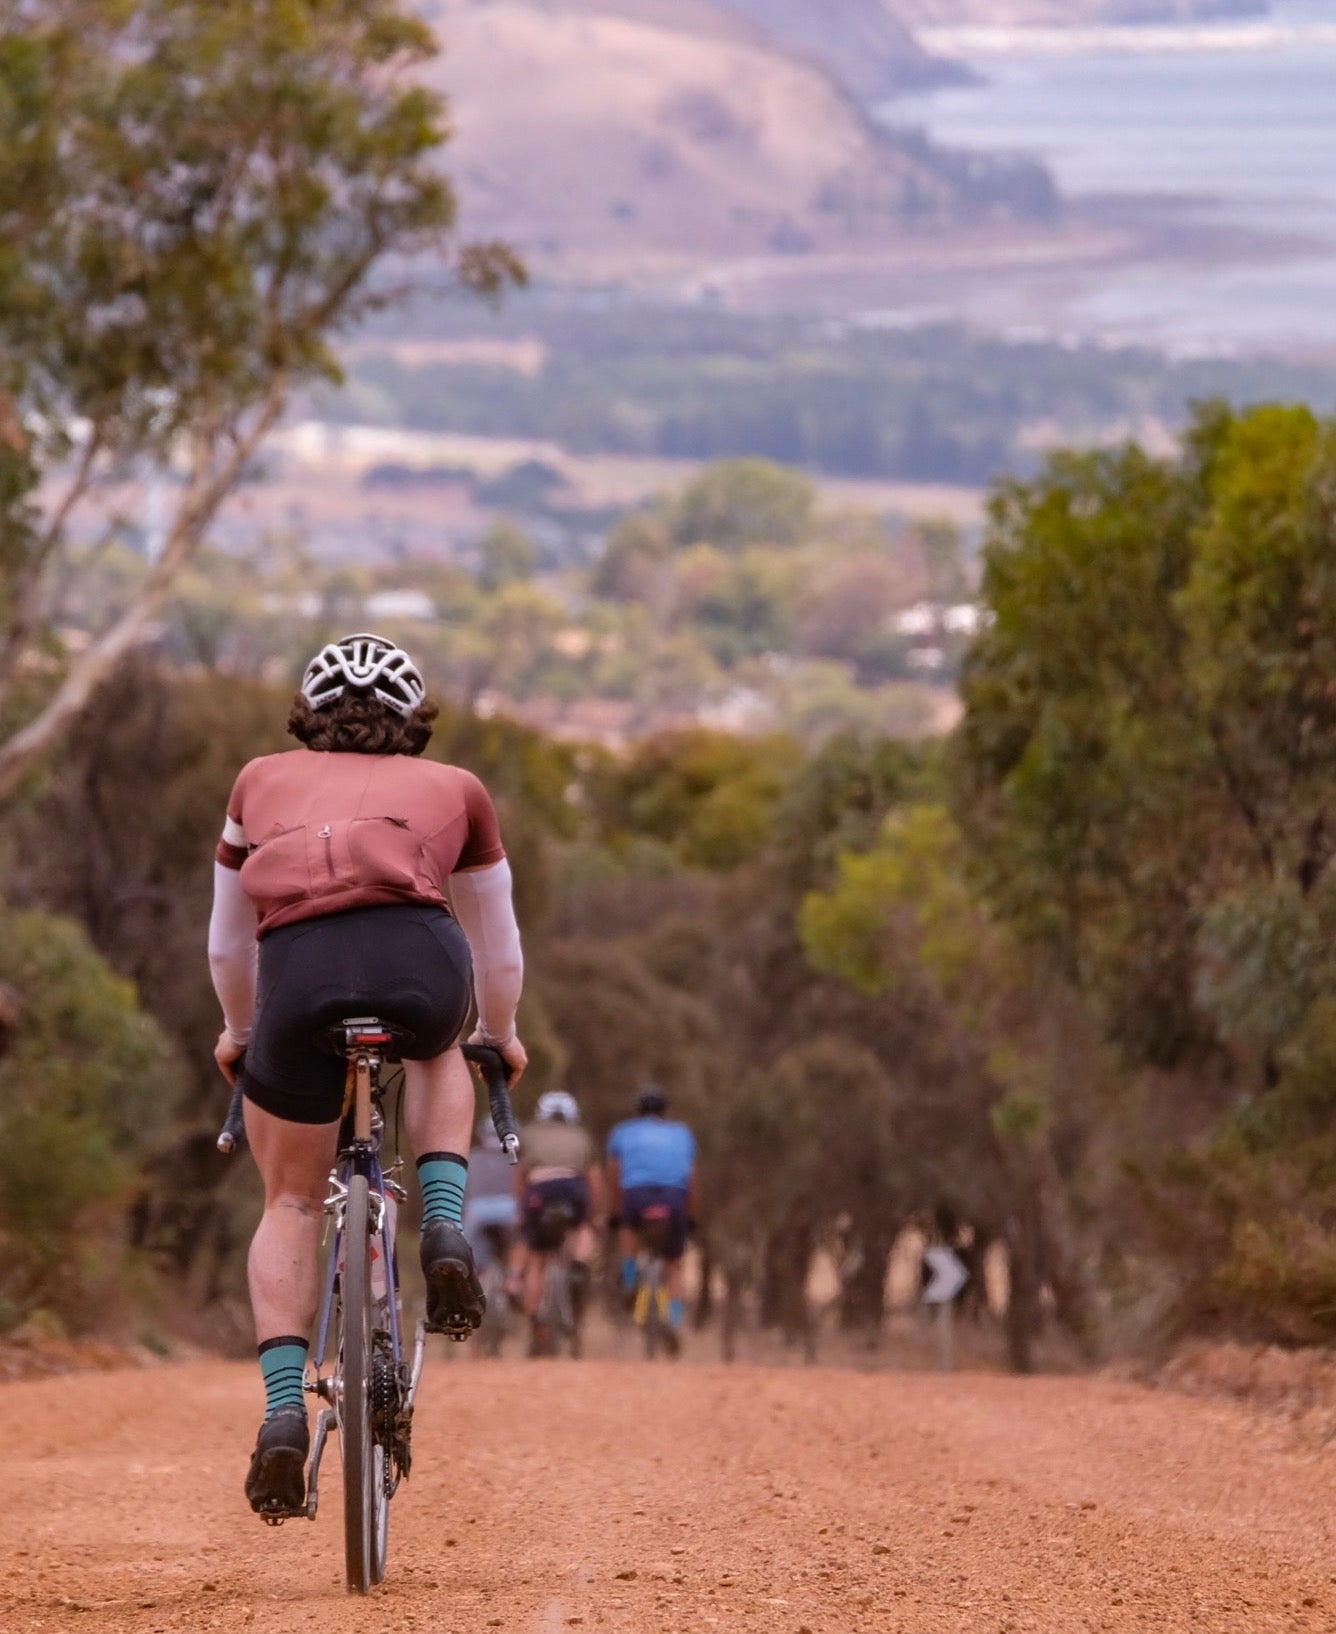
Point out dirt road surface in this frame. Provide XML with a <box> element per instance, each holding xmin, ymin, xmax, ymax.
<box><xmin>1</xmin><ymin>1355</ymin><xmax>1332</xmax><ymax>1634</ymax></box>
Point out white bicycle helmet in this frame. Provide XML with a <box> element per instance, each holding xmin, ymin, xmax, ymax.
<box><xmin>535</xmin><ymin>1090</ymin><xmax>580</xmax><ymax>1124</ymax></box>
<box><xmin>300</xmin><ymin>632</ymin><xmax>426</xmax><ymax>720</ymax></box>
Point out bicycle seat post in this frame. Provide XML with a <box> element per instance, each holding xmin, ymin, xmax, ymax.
<box><xmin>351</xmin><ymin>1044</ymin><xmax>375</xmax><ymax>1145</ymax></box>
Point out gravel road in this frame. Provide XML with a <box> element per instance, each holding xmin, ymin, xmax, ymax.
<box><xmin>1</xmin><ymin>1356</ymin><xmax>1331</xmax><ymax>1633</ymax></box>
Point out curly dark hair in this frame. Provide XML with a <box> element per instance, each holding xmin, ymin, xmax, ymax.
<box><xmin>287</xmin><ymin>691</ymin><xmax>439</xmax><ymax>756</ymax></box>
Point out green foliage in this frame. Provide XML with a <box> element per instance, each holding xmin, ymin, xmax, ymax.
<box><xmin>329</xmin><ymin>304</ymin><xmax>1336</xmax><ymax>485</ymax></box>
<box><xmin>668</xmin><ymin>459</ymin><xmax>816</xmax><ymax>551</ymax></box>
<box><xmin>711</xmin><ymin>1039</ymin><xmax>902</xmax><ymax>1233</ymax></box>
<box><xmin>800</xmin><ymin>804</ymin><xmax>986</xmax><ymax>1001</ymax></box>
<box><xmin>590</xmin><ymin>514</ymin><xmax>673</xmax><ymax>604</ymax></box>
<box><xmin>764</xmin><ymin>742</ymin><xmax>921</xmax><ymax>927</ymax></box>
<box><xmin>1178</xmin><ymin>405</ymin><xmax>1336</xmax><ymax>885</ymax></box>
<box><xmin>8</xmin><ymin>659</ymin><xmax>292</xmax><ymax>1091</ymax></box>
<box><xmin>535</xmin><ymin>942</ymin><xmax>718</xmax><ymax>1136</ymax></box>
<box><xmin>590</xmin><ymin>728</ymin><xmax>802</xmax><ymax>870</ymax></box>
<box><xmin>0</xmin><ymin>0</ymin><xmax>455</xmax><ymax>460</ymax></box>
<box><xmin>0</xmin><ymin>0</ymin><xmax>521</xmax><ymax>794</ymax></box>
<box><xmin>477</xmin><ymin>520</ymin><xmax>538</xmax><ymax>592</ymax></box>
<box><xmin>672</xmin><ymin>544</ymin><xmax>799</xmax><ymax>665</ymax></box>
<box><xmin>0</xmin><ymin>904</ymin><xmax>179</xmax><ymax>1322</ymax></box>
<box><xmin>133</xmin><ymin>454</ymin><xmax>954</xmax><ymax>744</ymax></box>
<box><xmin>953</xmin><ymin>399</ymin><xmax>1336</xmax><ymax>1343</ymax></box>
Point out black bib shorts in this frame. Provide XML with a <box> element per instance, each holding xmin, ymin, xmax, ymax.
<box><xmin>241</xmin><ymin>902</ymin><xmax>473</xmax><ymax>1125</ymax></box>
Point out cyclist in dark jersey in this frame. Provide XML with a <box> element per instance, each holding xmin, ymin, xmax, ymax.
<box><xmin>208</xmin><ymin>633</ymin><xmax>527</xmax><ymax>1516</ymax></box>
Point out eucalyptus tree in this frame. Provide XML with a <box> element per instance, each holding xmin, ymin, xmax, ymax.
<box><xmin>0</xmin><ymin>0</ymin><xmax>519</xmax><ymax>799</ymax></box>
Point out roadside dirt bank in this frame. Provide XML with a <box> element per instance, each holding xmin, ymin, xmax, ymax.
<box><xmin>1</xmin><ymin>1356</ymin><xmax>1331</xmax><ymax>1634</ymax></box>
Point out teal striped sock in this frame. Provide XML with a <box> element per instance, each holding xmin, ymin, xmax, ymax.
<box><xmin>258</xmin><ymin>1336</ymin><xmax>308</xmax><ymax>1418</ymax></box>
<box><xmin>417</xmin><ymin>1151</ymin><xmax>468</xmax><ymax>1226</ymax></box>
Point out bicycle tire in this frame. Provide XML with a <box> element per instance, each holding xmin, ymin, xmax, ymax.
<box><xmin>569</xmin><ymin>1282</ymin><xmax>583</xmax><ymax>1361</ymax></box>
<box><xmin>339</xmin><ymin>1173</ymin><xmax>382</xmax><ymax>1594</ymax></box>
<box><xmin>540</xmin><ymin>1260</ymin><xmax>572</xmax><ymax>1355</ymax></box>
<box><xmin>641</xmin><ymin>1264</ymin><xmax>661</xmax><ymax>1360</ymax></box>
<box><xmin>478</xmin><ymin>1259</ymin><xmax>510</xmax><ymax>1358</ymax></box>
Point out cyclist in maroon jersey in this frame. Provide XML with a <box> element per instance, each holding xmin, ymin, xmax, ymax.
<box><xmin>208</xmin><ymin>634</ymin><xmax>527</xmax><ymax>1516</ymax></box>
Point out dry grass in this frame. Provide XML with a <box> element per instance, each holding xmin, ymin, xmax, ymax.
<box><xmin>1135</xmin><ymin>1339</ymin><xmax>1336</xmax><ymax>1449</ymax></box>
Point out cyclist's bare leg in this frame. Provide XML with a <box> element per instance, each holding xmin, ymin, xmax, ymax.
<box><xmin>571</xmin><ymin>1221</ymin><xmax>596</xmax><ymax>1266</ymax></box>
<box><xmin>404</xmin><ymin>1045</ymin><xmax>487</xmax><ymax>1332</ymax></box>
<box><xmin>505</xmin><ymin>1235</ymin><xmax>527</xmax><ymax>1300</ymax></box>
<box><xmin>244</xmin><ymin>1100</ymin><xmax>340</xmax><ymax>1341</ymax></box>
<box><xmin>401</xmin><ymin>1044</ymin><xmax>473</xmax><ymax>1159</ymax></box>
<box><xmin>523</xmin><ymin>1250</ymin><xmax>547</xmax><ymax>1317</ymax></box>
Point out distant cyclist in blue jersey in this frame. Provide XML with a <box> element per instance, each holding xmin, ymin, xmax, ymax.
<box><xmin>606</xmin><ymin>1084</ymin><xmax>697</xmax><ymax>1344</ymax></box>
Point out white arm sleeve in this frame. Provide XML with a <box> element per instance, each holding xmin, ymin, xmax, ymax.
<box><xmin>448</xmin><ymin>858</ymin><xmax>524</xmax><ymax>1045</ymax></box>
<box><xmin>208</xmin><ymin>862</ymin><xmax>259</xmax><ymax>1047</ymax></box>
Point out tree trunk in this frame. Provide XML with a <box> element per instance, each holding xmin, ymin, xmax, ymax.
<box><xmin>1003</xmin><ymin>1201</ymin><xmax>1042</xmax><ymax>1374</ymax></box>
<box><xmin>693</xmin><ymin>1240</ymin><xmax>715</xmax><ymax>1330</ymax></box>
<box><xmin>839</xmin><ymin>1221</ymin><xmax>892</xmax><ymax>1345</ymax></box>
<box><xmin>0</xmin><ymin>383</ymin><xmax>286</xmax><ymax>805</ymax></box>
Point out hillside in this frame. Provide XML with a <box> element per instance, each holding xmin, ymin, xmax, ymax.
<box><xmin>424</xmin><ymin>1</ymin><xmax>1054</xmax><ymax>281</ymax></box>
<box><xmin>706</xmin><ymin>0</ymin><xmax>966</xmax><ymax>97</ymax></box>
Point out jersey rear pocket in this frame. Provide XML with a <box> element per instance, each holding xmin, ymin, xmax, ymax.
<box><xmin>345</xmin><ymin>815</ymin><xmax>432</xmax><ymax>895</ymax></box>
<box><xmin>240</xmin><ymin>824</ymin><xmax>312</xmax><ymax>912</ymax></box>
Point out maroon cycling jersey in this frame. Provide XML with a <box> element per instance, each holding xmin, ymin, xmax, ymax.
<box><xmin>216</xmin><ymin>749</ymin><xmax>504</xmax><ymax>936</ymax></box>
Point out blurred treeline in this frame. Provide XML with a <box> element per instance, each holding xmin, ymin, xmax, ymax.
<box><xmin>3</xmin><ymin>400</ymin><xmax>1335</xmax><ymax>1366</ymax></box>
<box><xmin>332</xmin><ymin>302</ymin><xmax>1336</xmax><ymax>486</ymax></box>
<box><xmin>62</xmin><ymin>457</ymin><xmax>970</xmax><ymax>740</ymax></box>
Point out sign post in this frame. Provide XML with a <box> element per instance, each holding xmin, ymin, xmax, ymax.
<box><xmin>921</xmin><ymin>1247</ymin><xmax>968</xmax><ymax>1373</ymax></box>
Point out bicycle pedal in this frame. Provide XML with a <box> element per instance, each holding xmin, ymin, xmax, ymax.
<box><xmin>260</xmin><ymin>1505</ymin><xmax>304</xmax><ymax>1527</ymax></box>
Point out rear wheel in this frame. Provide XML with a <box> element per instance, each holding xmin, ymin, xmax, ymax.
<box><xmin>478</xmin><ymin>1260</ymin><xmax>510</xmax><ymax>1358</ymax></box>
<box><xmin>540</xmin><ymin>1259</ymin><xmax>574</xmax><ymax>1355</ymax></box>
<box><xmin>339</xmin><ymin>1175</ymin><xmax>386</xmax><ymax>1593</ymax></box>
<box><xmin>640</xmin><ymin>1262</ymin><xmax>662</xmax><ymax>1360</ymax></box>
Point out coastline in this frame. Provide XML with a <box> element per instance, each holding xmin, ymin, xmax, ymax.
<box><xmin>875</xmin><ymin>3</ymin><xmax>1336</xmax><ymax>353</ymax></box>
<box><xmin>917</xmin><ymin>19</ymin><xmax>1336</xmax><ymax>56</ymax></box>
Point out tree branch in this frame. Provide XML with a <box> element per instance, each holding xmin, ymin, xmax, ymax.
<box><xmin>0</xmin><ymin>375</ymin><xmax>289</xmax><ymax>805</ymax></box>
<box><xmin>0</xmin><ymin>428</ymin><xmax>104</xmax><ymax>704</ymax></box>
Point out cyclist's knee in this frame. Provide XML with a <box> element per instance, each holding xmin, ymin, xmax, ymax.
<box><xmin>266</xmin><ymin>1188</ymin><xmax>325</xmax><ymax>1221</ymax></box>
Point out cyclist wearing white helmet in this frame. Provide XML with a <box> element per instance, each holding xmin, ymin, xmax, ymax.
<box><xmin>513</xmin><ymin>1088</ymin><xmax>604</xmax><ymax>1352</ymax></box>
<box><xmin>207</xmin><ymin>632</ymin><xmax>528</xmax><ymax>1516</ymax></box>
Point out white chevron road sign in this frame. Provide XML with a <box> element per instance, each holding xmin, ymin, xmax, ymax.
<box><xmin>922</xmin><ymin>1246</ymin><xmax>969</xmax><ymax>1306</ymax></box>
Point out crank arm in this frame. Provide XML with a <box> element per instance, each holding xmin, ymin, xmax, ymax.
<box><xmin>305</xmin><ymin>1407</ymin><xmax>336</xmax><ymax>1520</ymax></box>
<box><xmin>403</xmin><ymin>1319</ymin><xmax>426</xmax><ymax>1417</ymax></box>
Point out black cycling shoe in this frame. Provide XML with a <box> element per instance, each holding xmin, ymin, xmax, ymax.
<box><xmin>245</xmin><ymin>1406</ymin><xmax>309</xmax><ymax>1519</ymax></box>
<box><xmin>420</xmin><ymin>1219</ymin><xmax>486</xmax><ymax>1337</ymax></box>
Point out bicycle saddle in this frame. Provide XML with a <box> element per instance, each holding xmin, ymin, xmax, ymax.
<box><xmin>311</xmin><ymin>1015</ymin><xmax>417</xmax><ymax>1060</ymax></box>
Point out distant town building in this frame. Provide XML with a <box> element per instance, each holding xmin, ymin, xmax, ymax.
<box><xmin>365</xmin><ymin>589</ymin><xmax>437</xmax><ymax>622</ymax></box>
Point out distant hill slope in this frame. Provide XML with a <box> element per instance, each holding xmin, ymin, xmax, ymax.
<box><xmin>705</xmin><ymin>0</ymin><xmax>966</xmax><ymax>97</ymax></box>
<box><xmin>424</xmin><ymin>1</ymin><xmax>1055</xmax><ymax>280</ymax></box>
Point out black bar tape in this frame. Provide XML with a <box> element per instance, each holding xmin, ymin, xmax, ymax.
<box><xmin>462</xmin><ymin>1043</ymin><xmax>519</xmax><ymax>1147</ymax></box>
<box><xmin>218</xmin><ymin>1080</ymin><xmax>247</xmax><ymax>1154</ymax></box>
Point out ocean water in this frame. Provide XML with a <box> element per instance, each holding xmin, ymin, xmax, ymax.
<box><xmin>883</xmin><ymin>0</ymin><xmax>1336</xmax><ymax>351</ymax></box>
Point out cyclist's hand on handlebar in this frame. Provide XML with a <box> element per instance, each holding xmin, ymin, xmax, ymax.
<box><xmin>214</xmin><ymin>1029</ymin><xmax>245</xmax><ymax>1085</ymax></box>
<box><xmin>469</xmin><ymin>1029</ymin><xmax>528</xmax><ymax>1084</ymax></box>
